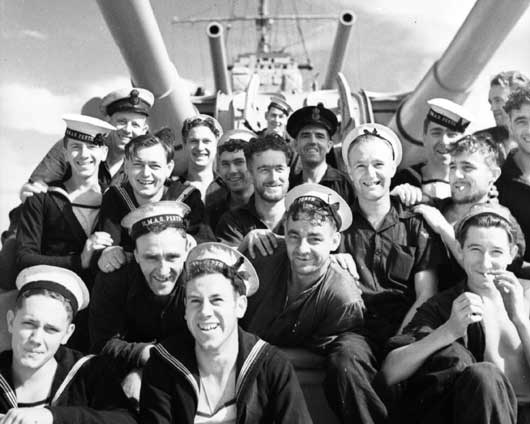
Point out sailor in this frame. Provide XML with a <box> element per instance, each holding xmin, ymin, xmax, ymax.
<box><xmin>0</xmin><ymin>265</ymin><xmax>136</xmax><ymax>423</ymax></box>
<box><xmin>215</xmin><ymin>134</ymin><xmax>290</xmax><ymax>256</ymax></box>
<box><xmin>391</xmin><ymin>98</ymin><xmax>472</xmax><ymax>201</ymax></box>
<box><xmin>287</xmin><ymin>103</ymin><xmax>355</xmax><ymax>205</ymax></box>
<box><xmin>21</xmin><ymin>87</ymin><xmax>154</xmax><ymax>199</ymax></box>
<box><xmin>340</xmin><ymin>123</ymin><xmax>444</xmax><ymax>346</ymax></box>
<box><xmin>382</xmin><ymin>204</ymin><xmax>530</xmax><ymax>423</ymax></box>
<box><xmin>205</xmin><ymin>128</ymin><xmax>256</xmax><ymax>230</ymax></box>
<box><xmin>96</xmin><ymin>133</ymin><xmax>204</xmax><ymax>274</ymax></box>
<box><xmin>477</xmin><ymin>70</ymin><xmax>530</xmax><ymax>161</ymax></box>
<box><xmin>260</xmin><ymin>96</ymin><xmax>292</xmax><ymax>137</ymax></box>
<box><xmin>140</xmin><ymin>242</ymin><xmax>312</xmax><ymax>423</ymax></box>
<box><xmin>497</xmin><ymin>85</ymin><xmax>530</xmax><ymax>263</ymax></box>
<box><xmin>89</xmin><ymin>201</ymin><xmax>193</xmax><ymax>403</ymax></box>
<box><xmin>180</xmin><ymin>114</ymin><xmax>224</xmax><ymax>204</ymax></box>
<box><xmin>241</xmin><ymin>183</ymin><xmax>381</xmax><ymax>424</ymax></box>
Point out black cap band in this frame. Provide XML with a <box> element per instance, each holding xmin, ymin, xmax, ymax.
<box><xmin>269</xmin><ymin>101</ymin><xmax>290</xmax><ymax>116</ymax></box>
<box><xmin>290</xmin><ymin>195</ymin><xmax>342</xmax><ymax>229</ymax></box>
<box><xmin>17</xmin><ymin>280</ymin><xmax>79</xmax><ymax>314</ymax></box>
<box><xmin>427</xmin><ymin>109</ymin><xmax>469</xmax><ymax>133</ymax></box>
<box><xmin>130</xmin><ymin>214</ymin><xmax>187</xmax><ymax>240</ymax></box>
<box><xmin>64</xmin><ymin>128</ymin><xmax>105</xmax><ymax>146</ymax></box>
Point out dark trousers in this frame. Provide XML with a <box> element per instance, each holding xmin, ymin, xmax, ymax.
<box><xmin>403</xmin><ymin>342</ymin><xmax>518</xmax><ymax>424</ymax></box>
<box><xmin>323</xmin><ymin>332</ymin><xmax>388</xmax><ymax>424</ymax></box>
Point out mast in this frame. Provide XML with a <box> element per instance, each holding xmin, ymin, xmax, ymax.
<box><xmin>256</xmin><ymin>0</ymin><xmax>271</xmax><ymax>54</ymax></box>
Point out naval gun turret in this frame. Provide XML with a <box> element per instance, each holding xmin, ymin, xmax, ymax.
<box><xmin>207</xmin><ymin>22</ymin><xmax>232</xmax><ymax>95</ymax></box>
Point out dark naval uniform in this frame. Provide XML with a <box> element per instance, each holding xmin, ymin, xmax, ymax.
<box><xmin>389</xmin><ymin>281</ymin><xmax>528</xmax><ymax>424</ymax></box>
<box><xmin>289</xmin><ymin>165</ymin><xmax>356</xmax><ymax>206</ymax></box>
<box><xmin>243</xmin><ymin>245</ymin><xmax>387</xmax><ymax>424</ymax></box>
<box><xmin>98</xmin><ymin>178</ymin><xmax>204</xmax><ymax>253</ymax></box>
<box><xmin>0</xmin><ymin>347</ymin><xmax>136</xmax><ymax>424</ymax></box>
<box><xmin>498</xmin><ymin>150</ymin><xmax>530</xmax><ymax>262</ymax></box>
<box><xmin>215</xmin><ymin>195</ymin><xmax>285</xmax><ymax>247</ymax></box>
<box><xmin>89</xmin><ymin>262</ymin><xmax>187</xmax><ymax>377</ymax></box>
<box><xmin>140</xmin><ymin>328</ymin><xmax>312</xmax><ymax>424</ymax></box>
<box><xmin>339</xmin><ymin>196</ymin><xmax>444</xmax><ymax>346</ymax></box>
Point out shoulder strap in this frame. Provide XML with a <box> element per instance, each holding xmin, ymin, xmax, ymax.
<box><xmin>235</xmin><ymin>339</ymin><xmax>268</xmax><ymax>398</ymax></box>
<box><xmin>154</xmin><ymin>344</ymin><xmax>199</xmax><ymax>399</ymax></box>
<box><xmin>50</xmin><ymin>354</ymin><xmax>95</xmax><ymax>405</ymax></box>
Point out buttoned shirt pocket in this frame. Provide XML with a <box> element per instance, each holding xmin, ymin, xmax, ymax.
<box><xmin>387</xmin><ymin>244</ymin><xmax>416</xmax><ymax>286</ymax></box>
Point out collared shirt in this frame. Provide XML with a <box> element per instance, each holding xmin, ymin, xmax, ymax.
<box><xmin>289</xmin><ymin>165</ymin><xmax>356</xmax><ymax>206</ymax></box>
<box><xmin>215</xmin><ymin>195</ymin><xmax>285</xmax><ymax>247</ymax></box>
<box><xmin>242</xmin><ymin>244</ymin><xmax>364</xmax><ymax>353</ymax></box>
<box><xmin>339</xmin><ymin>196</ymin><xmax>444</xmax><ymax>340</ymax></box>
<box><xmin>497</xmin><ymin>150</ymin><xmax>530</xmax><ymax>262</ymax></box>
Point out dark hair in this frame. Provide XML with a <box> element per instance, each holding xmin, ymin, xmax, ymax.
<box><xmin>490</xmin><ymin>71</ymin><xmax>529</xmax><ymax>90</ymax></box>
<box><xmin>456</xmin><ymin>213</ymin><xmax>515</xmax><ymax>246</ymax></box>
<box><xmin>125</xmin><ymin>134</ymin><xmax>173</xmax><ymax>163</ymax></box>
<box><xmin>286</xmin><ymin>197</ymin><xmax>339</xmax><ymax>231</ymax></box>
<box><xmin>449</xmin><ymin>134</ymin><xmax>501</xmax><ymax>168</ymax></box>
<box><xmin>245</xmin><ymin>133</ymin><xmax>292</xmax><ymax>164</ymax></box>
<box><xmin>504</xmin><ymin>85</ymin><xmax>530</xmax><ymax>116</ymax></box>
<box><xmin>154</xmin><ymin>127</ymin><xmax>176</xmax><ymax>146</ymax></box>
<box><xmin>15</xmin><ymin>288</ymin><xmax>74</xmax><ymax>323</ymax></box>
<box><xmin>181</xmin><ymin>115</ymin><xmax>222</xmax><ymax>141</ymax></box>
<box><xmin>184</xmin><ymin>259</ymin><xmax>247</xmax><ymax>296</ymax></box>
<box><xmin>218</xmin><ymin>139</ymin><xmax>248</xmax><ymax>157</ymax></box>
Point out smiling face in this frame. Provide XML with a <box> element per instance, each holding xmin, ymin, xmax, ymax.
<box><xmin>449</xmin><ymin>150</ymin><xmax>498</xmax><ymax>204</ymax></box>
<box><xmin>295</xmin><ymin>124</ymin><xmax>332</xmax><ymax>167</ymax></box>
<box><xmin>218</xmin><ymin>149</ymin><xmax>252</xmax><ymax>194</ymax></box>
<box><xmin>347</xmin><ymin>137</ymin><xmax>396</xmax><ymax>201</ymax></box>
<box><xmin>285</xmin><ymin>216</ymin><xmax>340</xmax><ymax>282</ymax></box>
<box><xmin>461</xmin><ymin>226</ymin><xmax>516</xmax><ymax>291</ymax></box>
<box><xmin>8</xmin><ymin>295</ymin><xmax>74</xmax><ymax>372</ymax></box>
<box><xmin>107</xmin><ymin>111</ymin><xmax>149</xmax><ymax>152</ymax></box>
<box><xmin>184</xmin><ymin>274</ymin><xmax>246</xmax><ymax>354</ymax></box>
<box><xmin>248</xmin><ymin>149</ymin><xmax>290</xmax><ymax>203</ymax></box>
<box><xmin>64</xmin><ymin>139</ymin><xmax>107</xmax><ymax>179</ymax></box>
<box><xmin>125</xmin><ymin>144</ymin><xmax>174</xmax><ymax>202</ymax></box>
<box><xmin>488</xmin><ymin>84</ymin><xmax>511</xmax><ymax>127</ymax></box>
<box><xmin>424</xmin><ymin>121</ymin><xmax>461</xmax><ymax>166</ymax></box>
<box><xmin>509</xmin><ymin>103</ymin><xmax>530</xmax><ymax>155</ymax></box>
<box><xmin>184</xmin><ymin>125</ymin><xmax>218</xmax><ymax>170</ymax></box>
<box><xmin>134</xmin><ymin>228</ymin><xmax>189</xmax><ymax>296</ymax></box>
<box><xmin>265</xmin><ymin>106</ymin><xmax>288</xmax><ymax>135</ymax></box>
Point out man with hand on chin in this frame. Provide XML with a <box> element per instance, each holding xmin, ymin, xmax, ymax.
<box><xmin>89</xmin><ymin>201</ymin><xmax>193</xmax><ymax>403</ymax></box>
<box><xmin>383</xmin><ymin>203</ymin><xmax>530</xmax><ymax>423</ymax></box>
<box><xmin>140</xmin><ymin>242</ymin><xmax>311</xmax><ymax>423</ymax></box>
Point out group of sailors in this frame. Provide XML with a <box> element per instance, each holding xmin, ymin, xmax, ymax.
<box><xmin>0</xmin><ymin>69</ymin><xmax>530</xmax><ymax>424</ymax></box>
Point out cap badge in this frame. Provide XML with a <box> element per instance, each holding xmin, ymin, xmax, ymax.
<box><xmin>312</xmin><ymin>107</ymin><xmax>320</xmax><ymax>121</ymax></box>
<box><xmin>129</xmin><ymin>89</ymin><xmax>140</xmax><ymax>105</ymax></box>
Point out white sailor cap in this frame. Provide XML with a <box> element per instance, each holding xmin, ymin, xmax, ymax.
<box><xmin>121</xmin><ymin>200</ymin><xmax>191</xmax><ymax>241</ymax></box>
<box><xmin>341</xmin><ymin>123</ymin><xmax>402</xmax><ymax>168</ymax></box>
<box><xmin>268</xmin><ymin>96</ymin><xmax>293</xmax><ymax>116</ymax></box>
<box><xmin>426</xmin><ymin>98</ymin><xmax>472</xmax><ymax>133</ymax></box>
<box><xmin>62</xmin><ymin>114</ymin><xmax>116</xmax><ymax>145</ymax></box>
<box><xmin>101</xmin><ymin>87</ymin><xmax>154</xmax><ymax>117</ymax></box>
<box><xmin>284</xmin><ymin>183</ymin><xmax>352</xmax><ymax>232</ymax></box>
<box><xmin>184</xmin><ymin>242</ymin><xmax>259</xmax><ymax>297</ymax></box>
<box><xmin>218</xmin><ymin>128</ymin><xmax>257</xmax><ymax>147</ymax></box>
<box><xmin>455</xmin><ymin>203</ymin><xmax>515</xmax><ymax>240</ymax></box>
<box><xmin>16</xmin><ymin>265</ymin><xmax>89</xmax><ymax>314</ymax></box>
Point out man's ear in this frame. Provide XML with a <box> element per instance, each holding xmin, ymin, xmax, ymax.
<box><xmin>455</xmin><ymin>241</ymin><xmax>464</xmax><ymax>264</ymax></box>
<box><xmin>61</xmin><ymin>323</ymin><xmax>75</xmax><ymax>345</ymax></box>
<box><xmin>236</xmin><ymin>295</ymin><xmax>248</xmax><ymax>319</ymax></box>
<box><xmin>167</xmin><ymin>160</ymin><xmax>175</xmax><ymax>176</ymax></box>
<box><xmin>133</xmin><ymin>248</ymin><xmax>139</xmax><ymax>264</ymax></box>
<box><xmin>6</xmin><ymin>310</ymin><xmax>15</xmax><ymax>335</ymax></box>
<box><xmin>510</xmin><ymin>243</ymin><xmax>519</xmax><ymax>262</ymax></box>
<box><xmin>331</xmin><ymin>231</ymin><xmax>341</xmax><ymax>251</ymax></box>
<box><xmin>100</xmin><ymin>145</ymin><xmax>109</xmax><ymax>162</ymax></box>
<box><xmin>390</xmin><ymin>161</ymin><xmax>397</xmax><ymax>178</ymax></box>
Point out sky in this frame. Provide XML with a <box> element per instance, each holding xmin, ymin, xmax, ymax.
<box><xmin>1</xmin><ymin>0</ymin><xmax>530</xmax><ymax>231</ymax></box>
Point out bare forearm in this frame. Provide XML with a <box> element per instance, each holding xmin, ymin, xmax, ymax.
<box><xmin>382</xmin><ymin>323</ymin><xmax>456</xmax><ymax>386</ymax></box>
<box><xmin>514</xmin><ymin>318</ymin><xmax>530</xmax><ymax>368</ymax></box>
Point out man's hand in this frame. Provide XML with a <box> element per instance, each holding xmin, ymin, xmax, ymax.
<box><xmin>0</xmin><ymin>407</ymin><xmax>53</xmax><ymax>424</ymax></box>
<box><xmin>97</xmin><ymin>245</ymin><xmax>129</xmax><ymax>273</ymax></box>
<box><xmin>445</xmin><ymin>292</ymin><xmax>484</xmax><ymax>340</ymax></box>
<box><xmin>122</xmin><ymin>368</ymin><xmax>144</xmax><ymax>403</ymax></box>
<box><xmin>19</xmin><ymin>181</ymin><xmax>48</xmax><ymax>202</ymax></box>
<box><xmin>240</xmin><ymin>229</ymin><xmax>281</xmax><ymax>259</ymax></box>
<box><xmin>390</xmin><ymin>183</ymin><xmax>424</xmax><ymax>207</ymax></box>
<box><xmin>81</xmin><ymin>232</ymin><xmax>113</xmax><ymax>269</ymax></box>
<box><xmin>331</xmin><ymin>253</ymin><xmax>360</xmax><ymax>281</ymax></box>
<box><xmin>492</xmin><ymin>270</ymin><xmax>530</xmax><ymax>326</ymax></box>
<box><xmin>413</xmin><ymin>204</ymin><xmax>453</xmax><ymax>236</ymax></box>
<box><xmin>140</xmin><ymin>344</ymin><xmax>154</xmax><ymax>366</ymax></box>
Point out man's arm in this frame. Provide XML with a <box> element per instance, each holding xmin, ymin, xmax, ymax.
<box><xmin>29</xmin><ymin>139</ymin><xmax>68</xmax><ymax>184</ymax></box>
<box><xmin>398</xmin><ymin>269</ymin><xmax>438</xmax><ymax>334</ymax></box>
<box><xmin>382</xmin><ymin>291</ymin><xmax>484</xmax><ymax>386</ymax></box>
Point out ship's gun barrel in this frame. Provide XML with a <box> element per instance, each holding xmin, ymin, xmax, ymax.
<box><xmin>390</xmin><ymin>0</ymin><xmax>530</xmax><ymax>167</ymax></box>
<box><xmin>207</xmin><ymin>22</ymin><xmax>232</xmax><ymax>95</ymax></box>
<box><xmin>96</xmin><ymin>0</ymin><xmax>197</xmax><ymax>174</ymax></box>
<box><xmin>322</xmin><ymin>11</ymin><xmax>356</xmax><ymax>90</ymax></box>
